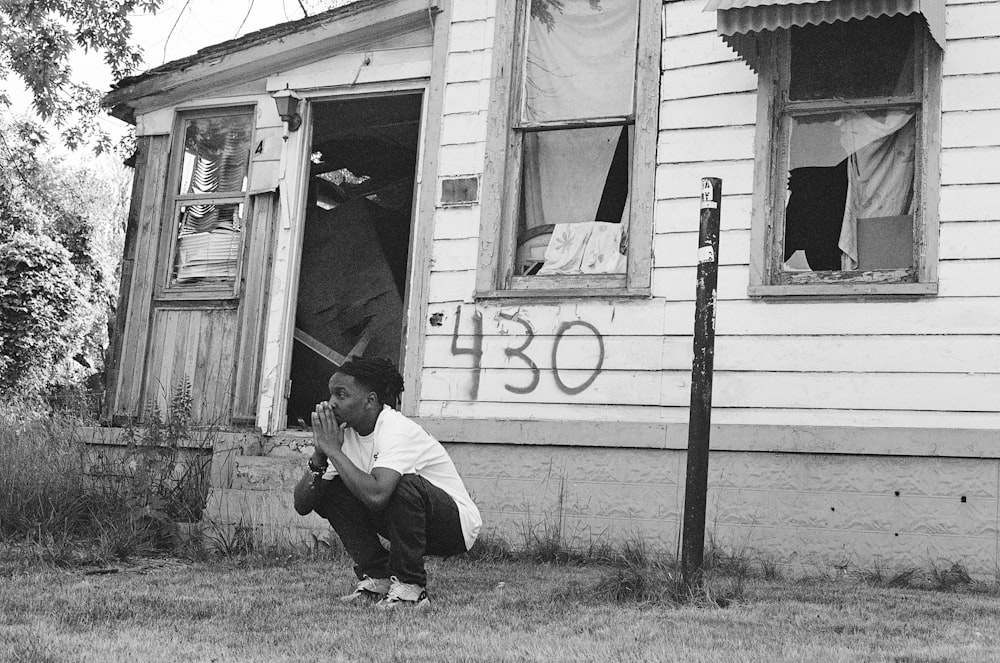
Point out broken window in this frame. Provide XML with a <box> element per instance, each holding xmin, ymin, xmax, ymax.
<box><xmin>516</xmin><ymin>0</ymin><xmax>635</xmax><ymax>277</ymax></box>
<box><xmin>477</xmin><ymin>0</ymin><xmax>659</xmax><ymax>295</ymax></box>
<box><xmin>163</xmin><ymin>108</ymin><xmax>253</xmax><ymax>296</ymax></box>
<box><xmin>750</xmin><ymin>14</ymin><xmax>942</xmax><ymax>295</ymax></box>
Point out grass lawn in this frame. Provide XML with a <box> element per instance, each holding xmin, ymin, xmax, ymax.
<box><xmin>2</xmin><ymin>551</ymin><xmax>998</xmax><ymax>663</ymax></box>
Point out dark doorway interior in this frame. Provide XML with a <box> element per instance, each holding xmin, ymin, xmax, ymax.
<box><xmin>286</xmin><ymin>93</ymin><xmax>422</xmax><ymax>428</ymax></box>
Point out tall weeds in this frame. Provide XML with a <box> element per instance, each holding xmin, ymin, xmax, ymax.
<box><xmin>0</xmin><ymin>397</ymin><xmax>95</xmax><ymax>540</ymax></box>
<box><xmin>0</xmin><ymin>382</ymin><xmax>211</xmax><ymax>564</ymax></box>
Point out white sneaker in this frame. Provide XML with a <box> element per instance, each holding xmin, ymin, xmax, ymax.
<box><xmin>339</xmin><ymin>575</ymin><xmax>391</xmax><ymax>603</ymax></box>
<box><xmin>376</xmin><ymin>576</ymin><xmax>430</xmax><ymax>609</ymax></box>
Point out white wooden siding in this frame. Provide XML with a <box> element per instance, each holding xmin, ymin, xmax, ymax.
<box><xmin>661</xmin><ymin>92</ymin><xmax>757</xmax><ymax>129</ymax></box>
<box><xmin>646</xmin><ymin>0</ymin><xmax>1000</xmax><ymax>427</ymax></box>
<box><xmin>940</xmin><ymin>221</ymin><xmax>1000</xmax><ymax>258</ymax></box>
<box><xmin>432</xmin><ymin>206</ymin><xmax>481</xmax><ymax>240</ymax></box>
<box><xmin>426</xmin><ymin>3</ymin><xmax>492</xmax><ymax>310</ymax></box>
<box><xmin>656</xmin><ymin>195</ymin><xmax>753</xmax><ymax>232</ymax></box>
<box><xmin>417</xmin><ymin>400</ymin><xmax>1000</xmax><ymax>431</ymax></box>
<box><xmin>438</xmin><ymin>142</ymin><xmax>486</xmax><ymax>176</ymax></box>
<box><xmin>947</xmin><ymin>1</ymin><xmax>1000</xmax><ymax>39</ymax></box>
<box><xmin>942</xmin><ymin>109</ymin><xmax>1000</xmax><ymax>147</ymax></box>
<box><xmin>417</xmin><ymin>0</ymin><xmax>1000</xmax><ymax>431</ymax></box>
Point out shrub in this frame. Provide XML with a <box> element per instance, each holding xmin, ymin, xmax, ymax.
<box><xmin>0</xmin><ymin>232</ymin><xmax>87</xmax><ymax>394</ymax></box>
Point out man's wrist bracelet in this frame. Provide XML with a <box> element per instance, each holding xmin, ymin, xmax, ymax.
<box><xmin>307</xmin><ymin>459</ymin><xmax>326</xmax><ymax>475</ymax></box>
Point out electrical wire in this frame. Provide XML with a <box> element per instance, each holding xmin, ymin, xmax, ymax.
<box><xmin>162</xmin><ymin>0</ymin><xmax>194</xmax><ymax>64</ymax></box>
<box><xmin>235</xmin><ymin>0</ymin><xmax>256</xmax><ymax>38</ymax></box>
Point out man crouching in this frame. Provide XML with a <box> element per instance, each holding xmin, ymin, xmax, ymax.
<box><xmin>293</xmin><ymin>357</ymin><xmax>481</xmax><ymax>608</ymax></box>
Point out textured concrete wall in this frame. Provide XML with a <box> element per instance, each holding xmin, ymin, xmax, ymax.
<box><xmin>204</xmin><ymin>453</ymin><xmax>332</xmax><ymax>546</ymax></box>
<box><xmin>204</xmin><ymin>440</ymin><xmax>1000</xmax><ymax>578</ymax></box>
<box><xmin>452</xmin><ymin>445</ymin><xmax>1000</xmax><ymax>577</ymax></box>
<box><xmin>702</xmin><ymin>452</ymin><xmax>999</xmax><ymax>576</ymax></box>
<box><xmin>446</xmin><ymin>444</ymin><xmax>685</xmax><ymax>553</ymax></box>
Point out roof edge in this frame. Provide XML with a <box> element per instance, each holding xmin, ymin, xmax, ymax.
<box><xmin>103</xmin><ymin>0</ymin><xmax>436</xmax><ymax>120</ymax></box>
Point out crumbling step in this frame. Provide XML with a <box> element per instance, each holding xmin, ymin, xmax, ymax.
<box><xmin>230</xmin><ymin>454</ymin><xmax>307</xmax><ymax>491</ymax></box>
<box><xmin>203</xmin><ymin>487</ymin><xmax>327</xmax><ymax>534</ymax></box>
<box><xmin>203</xmin><ymin>452</ymin><xmax>330</xmax><ymax>544</ymax></box>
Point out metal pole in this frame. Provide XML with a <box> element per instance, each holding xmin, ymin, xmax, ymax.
<box><xmin>681</xmin><ymin>177</ymin><xmax>722</xmax><ymax>589</ymax></box>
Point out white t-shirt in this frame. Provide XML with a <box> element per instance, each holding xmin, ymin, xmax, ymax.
<box><xmin>322</xmin><ymin>405</ymin><xmax>481</xmax><ymax>550</ymax></box>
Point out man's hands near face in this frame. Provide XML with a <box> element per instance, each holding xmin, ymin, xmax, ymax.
<box><xmin>312</xmin><ymin>401</ymin><xmax>345</xmax><ymax>457</ymax></box>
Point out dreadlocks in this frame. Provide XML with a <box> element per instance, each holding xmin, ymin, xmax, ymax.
<box><xmin>333</xmin><ymin>357</ymin><xmax>405</xmax><ymax>409</ymax></box>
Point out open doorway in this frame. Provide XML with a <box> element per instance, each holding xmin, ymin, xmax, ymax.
<box><xmin>285</xmin><ymin>92</ymin><xmax>422</xmax><ymax>428</ymax></box>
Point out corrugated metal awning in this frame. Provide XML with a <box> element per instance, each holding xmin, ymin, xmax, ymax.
<box><xmin>703</xmin><ymin>0</ymin><xmax>946</xmax><ymax>70</ymax></box>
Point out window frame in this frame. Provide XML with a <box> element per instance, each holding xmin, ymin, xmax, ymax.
<box><xmin>475</xmin><ymin>0</ymin><xmax>660</xmax><ymax>300</ymax></box>
<box><xmin>157</xmin><ymin>105</ymin><xmax>257</xmax><ymax>301</ymax></box>
<box><xmin>748</xmin><ymin>18</ymin><xmax>942</xmax><ymax>298</ymax></box>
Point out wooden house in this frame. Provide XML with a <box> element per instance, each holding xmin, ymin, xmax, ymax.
<box><xmin>101</xmin><ymin>0</ymin><xmax>1000</xmax><ymax>576</ymax></box>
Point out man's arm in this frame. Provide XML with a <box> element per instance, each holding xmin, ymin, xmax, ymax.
<box><xmin>293</xmin><ymin>469</ymin><xmax>321</xmax><ymax>515</ymax></box>
<box><xmin>313</xmin><ymin>402</ymin><xmax>401</xmax><ymax>511</ymax></box>
<box><xmin>330</xmin><ymin>462</ymin><xmax>401</xmax><ymax>512</ymax></box>
<box><xmin>292</xmin><ymin>450</ymin><xmax>328</xmax><ymax>515</ymax></box>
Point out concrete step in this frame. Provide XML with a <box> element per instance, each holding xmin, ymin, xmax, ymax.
<box><xmin>204</xmin><ymin>486</ymin><xmax>325</xmax><ymax>528</ymax></box>
<box><xmin>229</xmin><ymin>454</ymin><xmax>308</xmax><ymax>491</ymax></box>
<box><xmin>203</xmin><ymin>451</ymin><xmax>329</xmax><ymax>545</ymax></box>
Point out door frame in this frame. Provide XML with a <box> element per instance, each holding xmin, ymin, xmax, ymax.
<box><xmin>264</xmin><ymin>81</ymin><xmax>430</xmax><ymax>434</ymax></box>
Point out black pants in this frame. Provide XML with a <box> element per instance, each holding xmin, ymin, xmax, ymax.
<box><xmin>313</xmin><ymin>474</ymin><xmax>467</xmax><ymax>586</ymax></box>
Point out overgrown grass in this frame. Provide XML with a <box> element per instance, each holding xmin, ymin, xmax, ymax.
<box><xmin>0</xmin><ymin>387</ymin><xmax>211</xmax><ymax>566</ymax></box>
<box><xmin>2</xmin><ymin>551</ymin><xmax>999</xmax><ymax>663</ymax></box>
<box><xmin>3</xmin><ymin>406</ymin><xmax>1000</xmax><ymax>662</ymax></box>
<box><xmin>464</xmin><ymin>527</ymin><xmax>787</xmax><ymax>608</ymax></box>
<box><xmin>5</xmin><ymin>389</ymin><xmax>1000</xmax><ymax>663</ymax></box>
<box><xmin>857</xmin><ymin>559</ymin><xmax>985</xmax><ymax>594</ymax></box>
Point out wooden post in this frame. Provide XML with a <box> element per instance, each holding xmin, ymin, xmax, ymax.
<box><xmin>681</xmin><ymin>177</ymin><xmax>722</xmax><ymax>589</ymax></box>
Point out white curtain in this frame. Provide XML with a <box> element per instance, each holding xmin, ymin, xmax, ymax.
<box><xmin>523</xmin><ymin>126</ymin><xmax>630</xmax><ymax>275</ymax></box>
<box><xmin>521</xmin><ymin>127</ymin><xmax>621</xmax><ymax>228</ymax></box>
<box><xmin>837</xmin><ymin>112</ymin><xmax>915</xmax><ymax>269</ymax></box>
<box><xmin>522</xmin><ymin>0</ymin><xmax>637</xmax><ymax>123</ymax></box>
<box><xmin>517</xmin><ymin>0</ymin><xmax>637</xmax><ymax>276</ymax></box>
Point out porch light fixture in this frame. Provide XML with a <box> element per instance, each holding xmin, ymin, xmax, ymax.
<box><xmin>272</xmin><ymin>88</ymin><xmax>302</xmax><ymax>132</ymax></box>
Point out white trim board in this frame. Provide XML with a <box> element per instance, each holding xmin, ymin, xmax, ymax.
<box><xmin>410</xmin><ymin>418</ymin><xmax>1000</xmax><ymax>459</ymax></box>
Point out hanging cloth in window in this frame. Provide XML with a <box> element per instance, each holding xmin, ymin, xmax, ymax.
<box><xmin>518</xmin><ymin>0</ymin><xmax>637</xmax><ymax>275</ymax></box>
<box><xmin>837</xmin><ymin>112</ymin><xmax>915</xmax><ymax>269</ymax></box>
<box><xmin>703</xmin><ymin>0</ymin><xmax>946</xmax><ymax>70</ymax></box>
<box><xmin>522</xmin><ymin>0</ymin><xmax>637</xmax><ymax>122</ymax></box>
<box><xmin>522</xmin><ymin>127</ymin><xmax>622</xmax><ymax>229</ymax></box>
<box><xmin>173</xmin><ymin>124</ymin><xmax>249</xmax><ymax>283</ymax></box>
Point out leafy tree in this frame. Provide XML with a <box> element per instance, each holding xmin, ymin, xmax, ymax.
<box><xmin>0</xmin><ymin>2</ymin><xmax>153</xmax><ymax>398</ymax></box>
<box><xmin>0</xmin><ymin>114</ymin><xmax>130</xmax><ymax>396</ymax></box>
<box><xmin>0</xmin><ymin>0</ymin><xmax>162</xmax><ymax>150</ymax></box>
